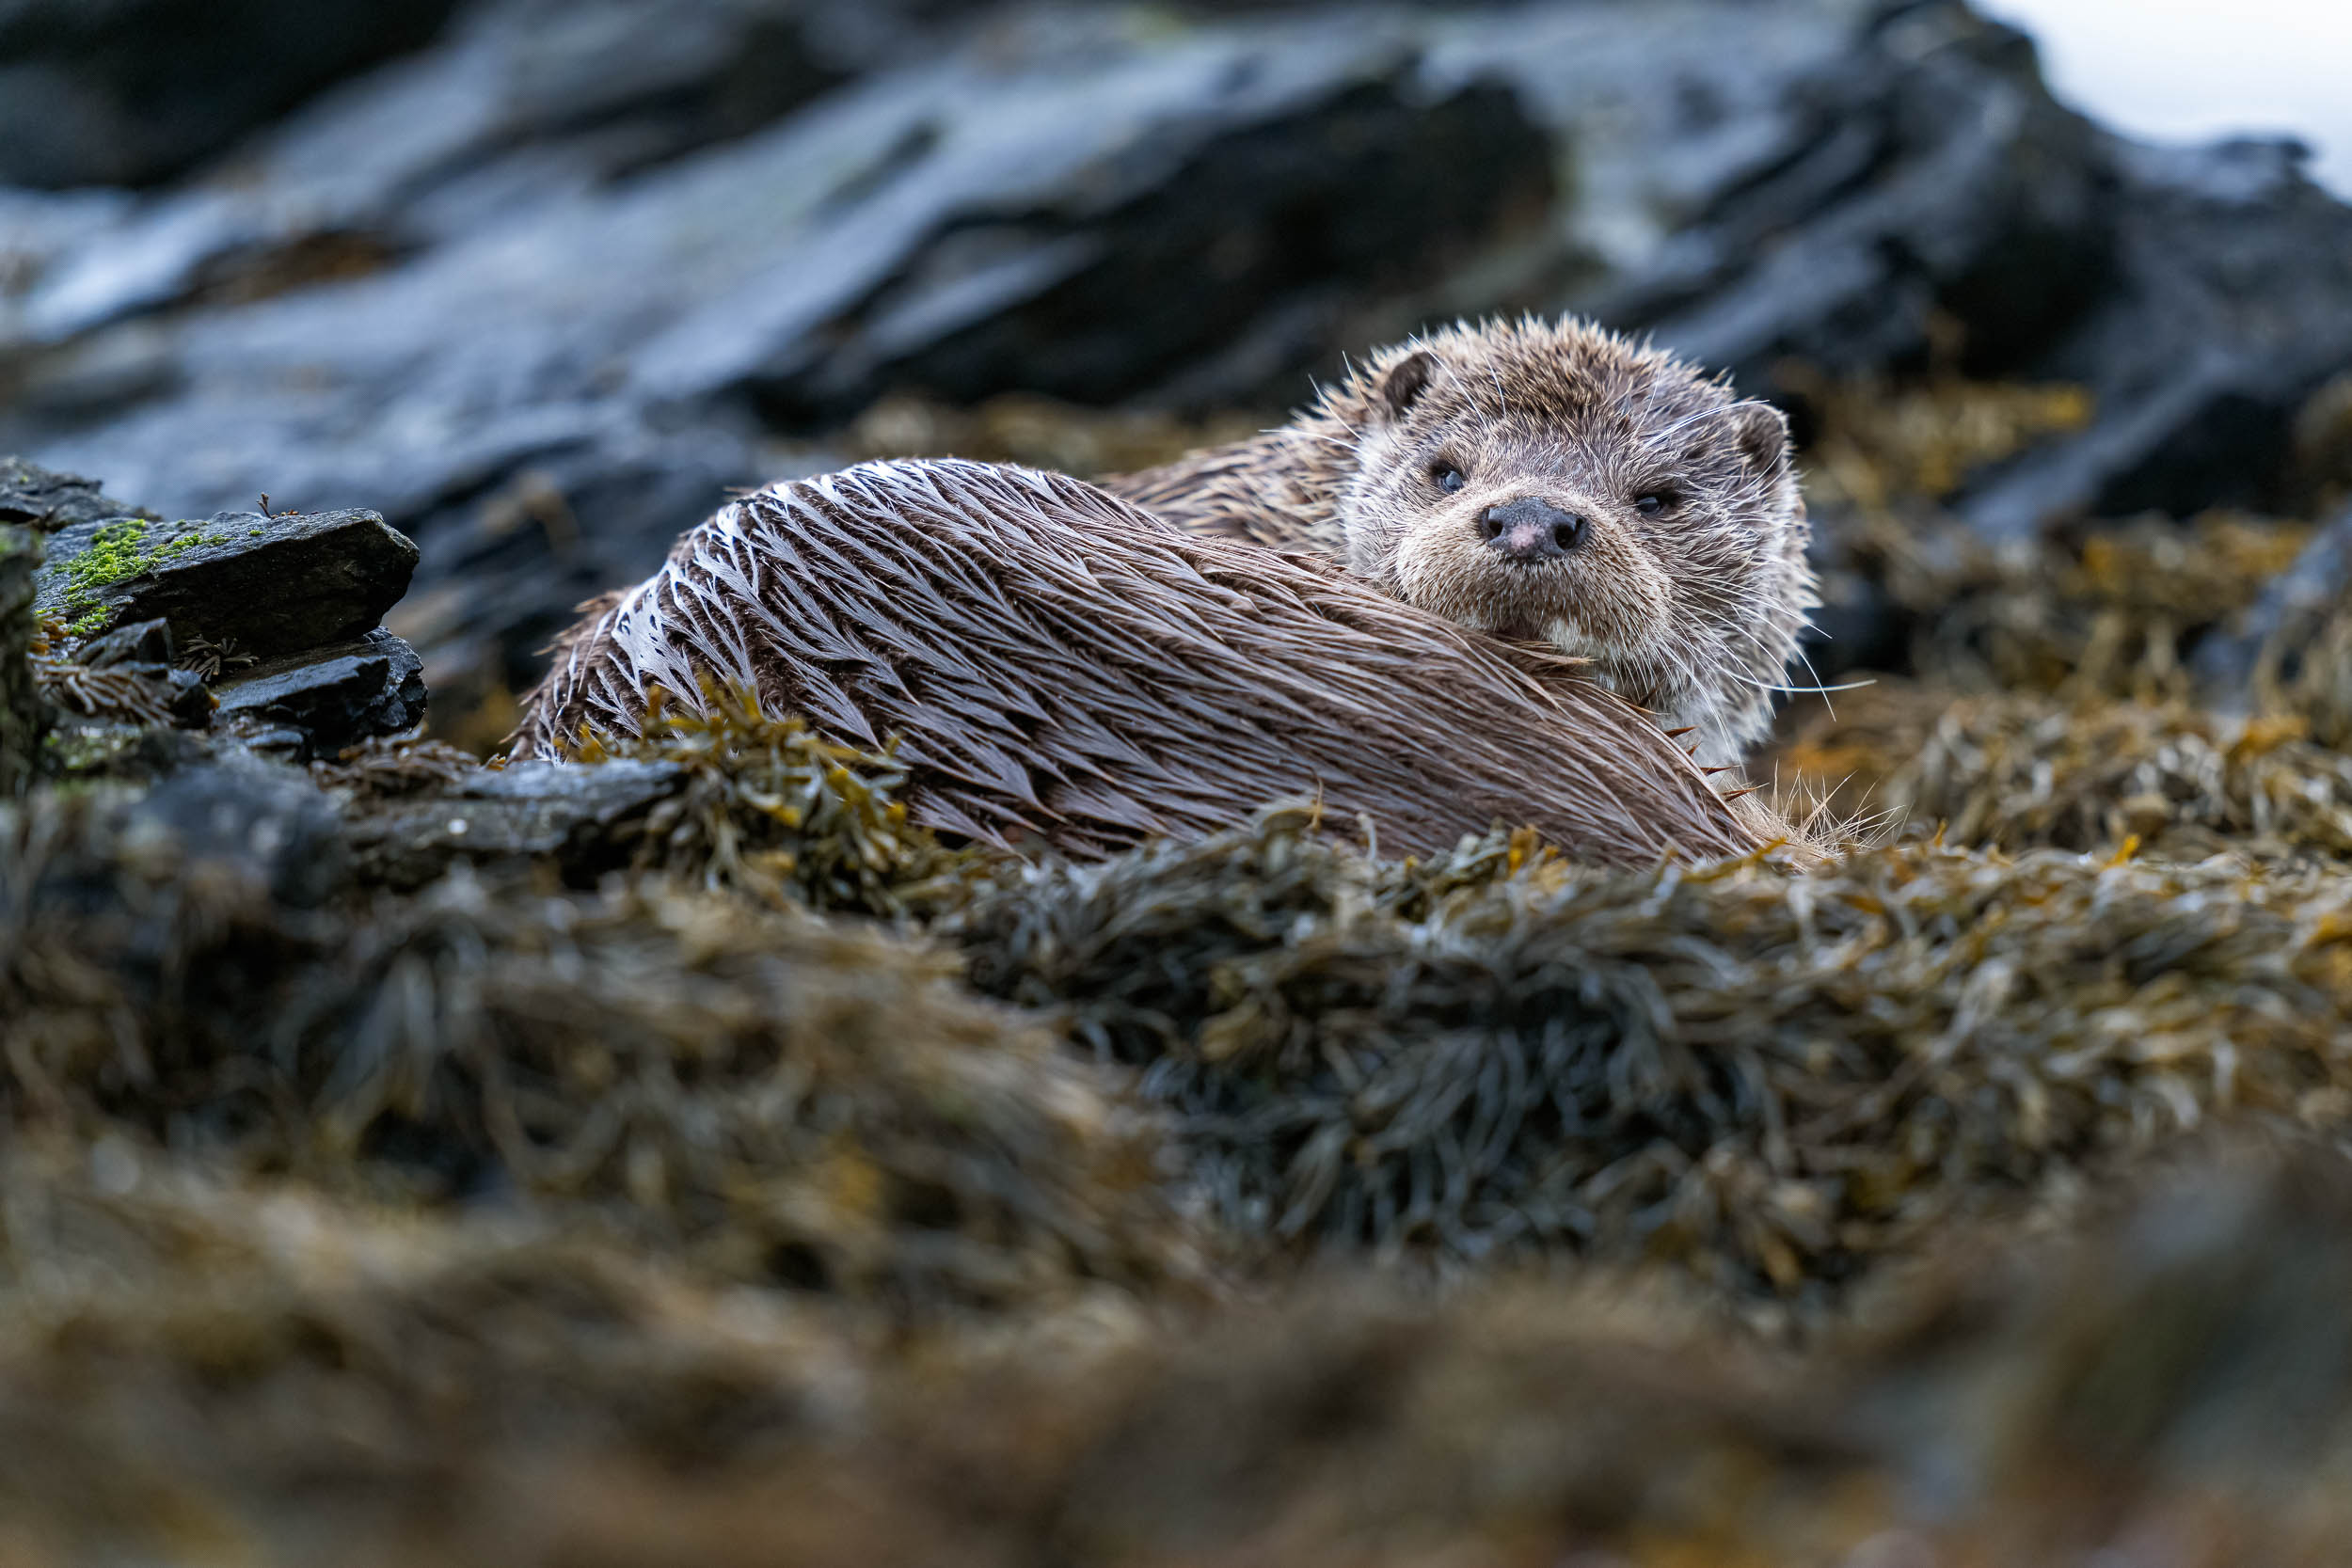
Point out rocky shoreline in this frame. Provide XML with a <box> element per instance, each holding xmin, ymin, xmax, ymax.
<box><xmin>8</xmin><ymin>0</ymin><xmax>2352</xmax><ymax>1561</ymax></box>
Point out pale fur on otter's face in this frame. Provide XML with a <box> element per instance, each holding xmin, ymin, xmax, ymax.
<box><xmin>1328</xmin><ymin>317</ymin><xmax>1815</xmax><ymax>768</ymax></box>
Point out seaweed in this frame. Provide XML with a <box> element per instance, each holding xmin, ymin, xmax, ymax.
<box><xmin>572</xmin><ymin>677</ymin><xmax>975</xmax><ymax>915</ymax></box>
<box><xmin>951</xmin><ymin>808</ymin><xmax>2352</xmax><ymax>1299</ymax></box>
<box><xmin>0</xmin><ymin>786</ymin><xmax>1197</xmax><ymax>1312</ymax></box>
<box><xmin>844</xmin><ymin>389</ymin><xmax>1263</xmax><ymax>479</ymax></box>
<box><xmin>8</xmin><ymin>1137</ymin><xmax>2352</xmax><ymax>1567</ymax></box>
<box><xmin>1782</xmin><ymin>682</ymin><xmax>2352</xmax><ymax>860</ymax></box>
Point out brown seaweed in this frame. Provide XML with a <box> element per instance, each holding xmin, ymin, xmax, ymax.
<box><xmin>952</xmin><ymin>807</ymin><xmax>2352</xmax><ymax>1296</ymax></box>
<box><xmin>0</xmin><ymin>786</ymin><xmax>1196</xmax><ymax>1311</ymax></box>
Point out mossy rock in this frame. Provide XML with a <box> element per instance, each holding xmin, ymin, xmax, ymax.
<box><xmin>34</xmin><ymin>508</ymin><xmax>418</xmax><ymax>657</ymax></box>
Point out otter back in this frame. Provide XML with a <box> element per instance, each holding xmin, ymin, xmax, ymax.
<box><xmin>511</xmin><ymin>459</ymin><xmax>1761</xmax><ymax>865</ymax></box>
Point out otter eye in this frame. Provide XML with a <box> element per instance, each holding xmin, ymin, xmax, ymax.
<box><xmin>1634</xmin><ymin>492</ymin><xmax>1670</xmax><ymax>515</ymax></box>
<box><xmin>1432</xmin><ymin>463</ymin><xmax>1466</xmax><ymax>494</ymax></box>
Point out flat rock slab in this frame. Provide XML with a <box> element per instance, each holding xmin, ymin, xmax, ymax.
<box><xmin>213</xmin><ymin>627</ymin><xmax>426</xmax><ymax>758</ymax></box>
<box><xmin>36</xmin><ymin>507</ymin><xmax>418</xmax><ymax>656</ymax></box>
<box><xmin>0</xmin><ymin>455</ymin><xmax>147</xmax><ymax>531</ymax></box>
<box><xmin>340</xmin><ymin>758</ymin><xmax>684</xmax><ymax>890</ymax></box>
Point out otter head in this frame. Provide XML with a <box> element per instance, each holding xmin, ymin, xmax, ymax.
<box><xmin>1328</xmin><ymin>316</ymin><xmax>1814</xmax><ymax>767</ymax></box>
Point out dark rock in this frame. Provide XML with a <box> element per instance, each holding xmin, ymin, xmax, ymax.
<box><xmin>72</xmin><ymin>613</ymin><xmax>173</xmax><ymax>668</ymax></box>
<box><xmin>159</xmin><ymin>666</ymin><xmax>214</xmax><ymax>727</ymax></box>
<box><xmin>1595</xmin><ymin>5</ymin><xmax>2118</xmax><ymax>390</ymax></box>
<box><xmin>0</xmin><ymin>0</ymin><xmax>883</xmax><ymax>351</ymax></box>
<box><xmin>745</xmin><ymin>70</ymin><xmax>1554</xmax><ymax>420</ymax></box>
<box><xmin>212</xmin><ymin>628</ymin><xmax>427</xmax><ymax>760</ymax></box>
<box><xmin>40</xmin><ymin>716</ymin><xmax>207</xmax><ymax>783</ymax></box>
<box><xmin>214</xmin><ymin>721</ymin><xmax>313</xmax><ymax>763</ymax></box>
<box><xmin>35</xmin><ymin>508</ymin><xmax>418</xmax><ymax>657</ymax></box>
<box><xmin>120</xmin><ymin>755</ymin><xmax>349</xmax><ymax>907</ymax></box>
<box><xmin>33</xmin><ymin>606</ymin><xmax>215</xmax><ymax>735</ymax></box>
<box><xmin>1958</xmin><ymin>137</ymin><xmax>2352</xmax><ymax>539</ymax></box>
<box><xmin>0</xmin><ymin>455</ymin><xmax>148</xmax><ymax>531</ymax></box>
<box><xmin>386</xmin><ymin>424</ymin><xmax>792</xmax><ymax>711</ymax></box>
<box><xmin>2192</xmin><ymin>499</ymin><xmax>2352</xmax><ymax>702</ymax></box>
<box><xmin>339</xmin><ymin>757</ymin><xmax>683</xmax><ymax>890</ymax></box>
<box><xmin>0</xmin><ymin>524</ymin><xmax>47</xmax><ymax>795</ymax></box>
<box><xmin>0</xmin><ymin>0</ymin><xmax>463</xmax><ymax>189</ymax></box>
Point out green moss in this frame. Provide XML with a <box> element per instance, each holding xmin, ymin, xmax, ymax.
<box><xmin>57</xmin><ymin>520</ymin><xmax>222</xmax><ymax>626</ymax></box>
<box><xmin>64</xmin><ymin>607</ymin><xmax>111</xmax><ymax>637</ymax></box>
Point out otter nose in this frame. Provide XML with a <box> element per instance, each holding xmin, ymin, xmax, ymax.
<box><xmin>1478</xmin><ymin>498</ymin><xmax>1585</xmax><ymax>562</ymax></box>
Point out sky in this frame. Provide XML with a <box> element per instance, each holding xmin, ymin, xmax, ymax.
<box><xmin>1980</xmin><ymin>0</ymin><xmax>2352</xmax><ymax>197</ymax></box>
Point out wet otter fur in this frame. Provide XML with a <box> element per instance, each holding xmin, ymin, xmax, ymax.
<box><xmin>1108</xmin><ymin>315</ymin><xmax>1817</xmax><ymax>768</ymax></box>
<box><xmin>511</xmin><ymin>459</ymin><xmax>1763</xmax><ymax>865</ymax></box>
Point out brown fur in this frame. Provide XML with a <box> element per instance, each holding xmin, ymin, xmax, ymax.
<box><xmin>510</xmin><ymin>459</ymin><xmax>1763</xmax><ymax>865</ymax></box>
<box><xmin>1107</xmin><ymin>315</ymin><xmax>1817</xmax><ymax>768</ymax></box>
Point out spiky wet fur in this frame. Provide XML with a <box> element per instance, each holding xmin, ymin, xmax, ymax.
<box><xmin>510</xmin><ymin>459</ymin><xmax>1763</xmax><ymax>867</ymax></box>
<box><xmin>1109</xmin><ymin>316</ymin><xmax>1818</xmax><ymax>768</ymax></box>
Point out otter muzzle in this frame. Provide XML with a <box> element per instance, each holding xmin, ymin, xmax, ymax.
<box><xmin>1479</xmin><ymin>498</ymin><xmax>1585</xmax><ymax>562</ymax></box>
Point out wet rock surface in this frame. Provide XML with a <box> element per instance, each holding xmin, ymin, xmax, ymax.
<box><xmin>0</xmin><ymin>453</ymin><xmax>144</xmax><ymax>529</ymax></box>
<box><xmin>118</xmin><ymin>754</ymin><xmax>351</xmax><ymax>907</ymax></box>
<box><xmin>212</xmin><ymin>627</ymin><xmax>426</xmax><ymax>759</ymax></box>
<box><xmin>338</xmin><ymin>756</ymin><xmax>682</xmax><ymax>889</ymax></box>
<box><xmin>0</xmin><ymin>0</ymin><xmax>464</xmax><ymax>189</ymax></box>
<box><xmin>10</xmin><ymin>459</ymin><xmax>429</xmax><ymax>768</ymax></box>
<box><xmin>34</xmin><ymin>506</ymin><xmax>418</xmax><ymax>656</ymax></box>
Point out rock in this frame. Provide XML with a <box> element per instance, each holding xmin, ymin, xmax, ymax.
<box><xmin>0</xmin><ymin>525</ymin><xmax>47</xmax><ymax>796</ymax></box>
<box><xmin>119</xmin><ymin>755</ymin><xmax>349</xmax><ymax>907</ymax></box>
<box><xmin>35</xmin><ymin>508</ymin><xmax>418</xmax><ymax>655</ymax></box>
<box><xmin>385</xmin><ymin>423</ymin><xmax>797</xmax><ymax>713</ymax></box>
<box><xmin>0</xmin><ymin>455</ymin><xmax>149</xmax><ymax>531</ymax></box>
<box><xmin>1957</xmin><ymin>137</ymin><xmax>2352</xmax><ymax>539</ymax></box>
<box><xmin>72</xmin><ymin>613</ymin><xmax>174</xmax><ymax>668</ymax></box>
<box><xmin>2192</xmin><ymin>499</ymin><xmax>2352</xmax><ymax>701</ymax></box>
<box><xmin>40</xmin><ymin>717</ymin><xmax>207</xmax><ymax>783</ymax></box>
<box><xmin>1589</xmin><ymin>6</ymin><xmax>2116</xmax><ymax>391</ymax></box>
<box><xmin>212</xmin><ymin>628</ymin><xmax>427</xmax><ymax>760</ymax></box>
<box><xmin>3</xmin><ymin>9</ymin><xmax>1554</xmax><ymax>725</ymax></box>
<box><xmin>338</xmin><ymin>757</ymin><xmax>683</xmax><ymax>890</ymax></box>
<box><xmin>0</xmin><ymin>0</ymin><xmax>463</xmax><ymax>189</ymax></box>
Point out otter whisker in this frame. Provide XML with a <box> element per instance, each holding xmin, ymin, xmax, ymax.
<box><xmin>1790</xmin><ymin>641</ymin><xmax>1842</xmax><ymax>721</ymax></box>
<box><xmin>1724</xmin><ymin>670</ymin><xmax>1876</xmax><ymax>697</ymax></box>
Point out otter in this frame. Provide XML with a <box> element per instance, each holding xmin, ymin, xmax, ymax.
<box><xmin>1106</xmin><ymin>316</ymin><xmax>1817</xmax><ymax>768</ymax></box>
<box><xmin>511</xmin><ymin>459</ymin><xmax>1763</xmax><ymax>865</ymax></box>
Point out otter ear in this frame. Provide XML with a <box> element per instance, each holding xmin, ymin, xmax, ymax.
<box><xmin>1727</xmin><ymin>401</ymin><xmax>1791</xmax><ymax>479</ymax></box>
<box><xmin>1375</xmin><ymin>350</ymin><xmax>1438</xmax><ymax>422</ymax></box>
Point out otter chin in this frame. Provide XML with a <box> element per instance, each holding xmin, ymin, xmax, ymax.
<box><xmin>1108</xmin><ymin>314</ymin><xmax>1818</xmax><ymax>769</ymax></box>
